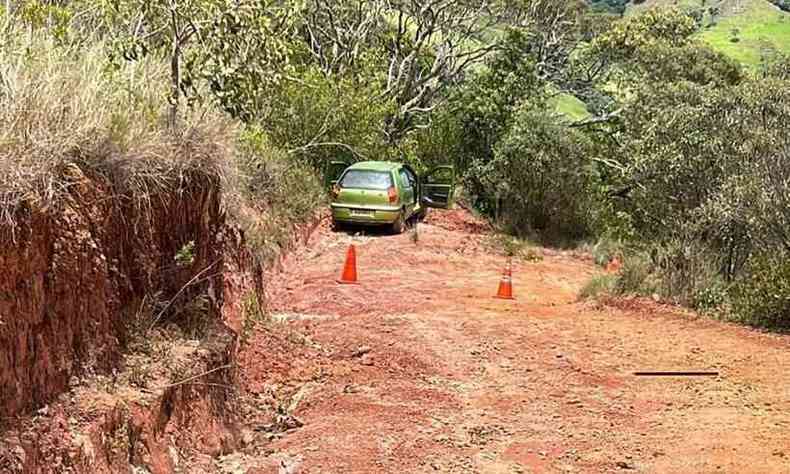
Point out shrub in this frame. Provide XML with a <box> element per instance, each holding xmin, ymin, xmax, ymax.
<box><xmin>579</xmin><ymin>274</ymin><xmax>617</xmax><ymax>299</ymax></box>
<box><xmin>589</xmin><ymin>238</ymin><xmax>626</xmax><ymax>267</ymax></box>
<box><xmin>691</xmin><ymin>278</ymin><xmax>729</xmax><ymax>314</ymax></box>
<box><xmin>731</xmin><ymin>255</ymin><xmax>790</xmax><ymax>329</ymax></box>
<box><xmin>228</xmin><ymin>127</ymin><xmax>325</xmax><ymax>265</ymax></box>
<box><xmin>480</xmin><ymin>106</ymin><xmax>596</xmax><ymax>243</ymax></box>
<box><xmin>613</xmin><ymin>252</ymin><xmax>655</xmax><ymax>296</ymax></box>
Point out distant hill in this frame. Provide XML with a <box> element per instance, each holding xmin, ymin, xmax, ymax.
<box><xmin>626</xmin><ymin>0</ymin><xmax>790</xmax><ymax>67</ymax></box>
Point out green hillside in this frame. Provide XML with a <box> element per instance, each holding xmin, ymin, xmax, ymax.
<box><xmin>627</xmin><ymin>0</ymin><xmax>790</xmax><ymax>67</ymax></box>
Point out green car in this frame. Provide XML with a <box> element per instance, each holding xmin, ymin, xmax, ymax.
<box><xmin>327</xmin><ymin>161</ymin><xmax>455</xmax><ymax>233</ymax></box>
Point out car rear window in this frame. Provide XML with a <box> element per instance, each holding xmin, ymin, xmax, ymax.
<box><xmin>339</xmin><ymin>170</ymin><xmax>393</xmax><ymax>190</ymax></box>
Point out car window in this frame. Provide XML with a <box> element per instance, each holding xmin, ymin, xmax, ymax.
<box><xmin>339</xmin><ymin>170</ymin><xmax>393</xmax><ymax>190</ymax></box>
<box><xmin>399</xmin><ymin>169</ymin><xmax>413</xmax><ymax>190</ymax></box>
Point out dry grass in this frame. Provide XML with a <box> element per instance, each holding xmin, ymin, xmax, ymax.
<box><xmin>0</xmin><ymin>29</ymin><xmax>237</xmax><ymax>232</ymax></box>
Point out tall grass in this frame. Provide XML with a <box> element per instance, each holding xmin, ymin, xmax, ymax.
<box><xmin>0</xmin><ymin>29</ymin><xmax>236</xmax><ymax>231</ymax></box>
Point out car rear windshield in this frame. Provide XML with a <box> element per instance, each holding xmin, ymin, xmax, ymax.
<box><xmin>339</xmin><ymin>170</ymin><xmax>393</xmax><ymax>190</ymax></box>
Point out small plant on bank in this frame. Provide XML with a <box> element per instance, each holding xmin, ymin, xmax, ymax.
<box><xmin>174</xmin><ymin>241</ymin><xmax>196</xmax><ymax>267</ymax></box>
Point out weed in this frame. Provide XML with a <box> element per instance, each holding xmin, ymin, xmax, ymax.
<box><xmin>731</xmin><ymin>255</ymin><xmax>790</xmax><ymax>329</ymax></box>
<box><xmin>240</xmin><ymin>291</ymin><xmax>267</xmax><ymax>345</ymax></box>
<box><xmin>128</xmin><ymin>364</ymin><xmax>149</xmax><ymax>389</ymax></box>
<box><xmin>579</xmin><ymin>274</ymin><xmax>617</xmax><ymax>300</ymax></box>
<box><xmin>490</xmin><ymin>234</ymin><xmax>540</xmax><ymax>260</ymax></box>
<box><xmin>614</xmin><ymin>252</ymin><xmax>655</xmax><ymax>296</ymax></box>
<box><xmin>174</xmin><ymin>241</ymin><xmax>196</xmax><ymax>267</ymax></box>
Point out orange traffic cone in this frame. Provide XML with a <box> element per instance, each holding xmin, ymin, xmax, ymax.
<box><xmin>338</xmin><ymin>244</ymin><xmax>359</xmax><ymax>284</ymax></box>
<box><xmin>495</xmin><ymin>258</ymin><xmax>515</xmax><ymax>300</ymax></box>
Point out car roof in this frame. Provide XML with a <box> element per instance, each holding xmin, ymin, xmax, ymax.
<box><xmin>347</xmin><ymin>161</ymin><xmax>402</xmax><ymax>172</ymax></box>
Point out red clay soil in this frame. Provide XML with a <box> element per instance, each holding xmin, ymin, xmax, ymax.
<box><xmin>236</xmin><ymin>209</ymin><xmax>790</xmax><ymax>473</ymax></box>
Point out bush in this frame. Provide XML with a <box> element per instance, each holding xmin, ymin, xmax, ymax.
<box><xmin>479</xmin><ymin>106</ymin><xmax>596</xmax><ymax>243</ymax></box>
<box><xmin>589</xmin><ymin>238</ymin><xmax>626</xmax><ymax>267</ymax></box>
<box><xmin>579</xmin><ymin>274</ymin><xmax>617</xmax><ymax>299</ymax></box>
<box><xmin>228</xmin><ymin>127</ymin><xmax>325</xmax><ymax>265</ymax></box>
<box><xmin>613</xmin><ymin>252</ymin><xmax>656</xmax><ymax>296</ymax></box>
<box><xmin>731</xmin><ymin>255</ymin><xmax>790</xmax><ymax>329</ymax></box>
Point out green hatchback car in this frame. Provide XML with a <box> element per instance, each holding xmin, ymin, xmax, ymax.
<box><xmin>327</xmin><ymin>161</ymin><xmax>455</xmax><ymax>233</ymax></box>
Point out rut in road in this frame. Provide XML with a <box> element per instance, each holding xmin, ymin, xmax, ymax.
<box><xmin>231</xmin><ymin>209</ymin><xmax>790</xmax><ymax>473</ymax></box>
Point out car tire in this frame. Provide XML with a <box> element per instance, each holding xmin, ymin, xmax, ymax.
<box><xmin>331</xmin><ymin>218</ymin><xmax>344</xmax><ymax>232</ymax></box>
<box><xmin>391</xmin><ymin>210</ymin><xmax>406</xmax><ymax>234</ymax></box>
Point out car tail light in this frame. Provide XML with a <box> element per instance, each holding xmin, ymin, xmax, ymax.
<box><xmin>387</xmin><ymin>186</ymin><xmax>398</xmax><ymax>204</ymax></box>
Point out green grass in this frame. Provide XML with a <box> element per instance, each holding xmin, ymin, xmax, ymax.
<box><xmin>627</xmin><ymin>0</ymin><xmax>790</xmax><ymax>68</ymax></box>
<box><xmin>626</xmin><ymin>0</ymin><xmax>705</xmax><ymax>16</ymax></box>
<box><xmin>699</xmin><ymin>1</ymin><xmax>790</xmax><ymax>67</ymax></box>
<box><xmin>550</xmin><ymin>93</ymin><xmax>591</xmax><ymax>121</ymax></box>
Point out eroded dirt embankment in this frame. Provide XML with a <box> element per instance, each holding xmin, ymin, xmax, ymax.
<box><xmin>0</xmin><ymin>166</ymin><xmax>262</xmax><ymax>473</ymax></box>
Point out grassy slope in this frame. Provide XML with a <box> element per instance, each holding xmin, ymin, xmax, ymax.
<box><xmin>627</xmin><ymin>0</ymin><xmax>790</xmax><ymax>68</ymax></box>
<box><xmin>699</xmin><ymin>0</ymin><xmax>790</xmax><ymax>66</ymax></box>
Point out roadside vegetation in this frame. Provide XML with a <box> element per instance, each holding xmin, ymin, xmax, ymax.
<box><xmin>1</xmin><ymin>0</ymin><xmax>790</xmax><ymax>329</ymax></box>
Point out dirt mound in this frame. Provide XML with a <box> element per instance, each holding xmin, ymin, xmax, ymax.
<box><xmin>423</xmin><ymin>206</ymin><xmax>491</xmax><ymax>234</ymax></box>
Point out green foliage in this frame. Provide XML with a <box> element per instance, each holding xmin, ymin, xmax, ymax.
<box><xmin>481</xmin><ymin>106</ymin><xmax>596</xmax><ymax>242</ymax></box>
<box><xmin>590</xmin><ymin>7</ymin><xmax>742</xmax><ymax>91</ymax></box>
<box><xmin>579</xmin><ymin>274</ymin><xmax>618</xmax><ymax>299</ymax></box>
<box><xmin>616</xmin><ymin>80</ymin><xmax>789</xmax><ymax>242</ymax></box>
<box><xmin>229</xmin><ymin>126</ymin><xmax>326</xmax><ymax>265</ymax></box>
<box><xmin>259</xmin><ymin>65</ymin><xmax>396</xmax><ymax>169</ymax></box>
<box><xmin>612</xmin><ymin>252</ymin><xmax>655</xmax><ymax>296</ymax></box>
<box><xmin>732</xmin><ymin>255</ymin><xmax>790</xmax><ymax>328</ymax></box>
<box><xmin>589</xmin><ymin>238</ymin><xmax>625</xmax><ymax>267</ymax></box>
<box><xmin>16</xmin><ymin>1</ymin><xmax>74</xmax><ymax>41</ymax></box>
<box><xmin>589</xmin><ymin>0</ymin><xmax>629</xmax><ymax>15</ymax></box>
<box><xmin>174</xmin><ymin>241</ymin><xmax>196</xmax><ymax>267</ymax></box>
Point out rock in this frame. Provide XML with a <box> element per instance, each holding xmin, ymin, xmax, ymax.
<box><xmin>352</xmin><ymin>346</ymin><xmax>372</xmax><ymax>358</ymax></box>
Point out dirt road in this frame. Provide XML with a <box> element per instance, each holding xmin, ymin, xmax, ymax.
<box><xmin>235</xmin><ymin>210</ymin><xmax>790</xmax><ymax>473</ymax></box>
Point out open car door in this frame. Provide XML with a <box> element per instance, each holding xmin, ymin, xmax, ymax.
<box><xmin>325</xmin><ymin>161</ymin><xmax>349</xmax><ymax>189</ymax></box>
<box><xmin>421</xmin><ymin>165</ymin><xmax>455</xmax><ymax>209</ymax></box>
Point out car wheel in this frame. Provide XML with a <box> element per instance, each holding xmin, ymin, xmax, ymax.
<box><xmin>391</xmin><ymin>210</ymin><xmax>406</xmax><ymax>234</ymax></box>
<box><xmin>332</xmin><ymin>218</ymin><xmax>344</xmax><ymax>232</ymax></box>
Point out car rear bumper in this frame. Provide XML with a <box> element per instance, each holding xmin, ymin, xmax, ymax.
<box><xmin>331</xmin><ymin>204</ymin><xmax>400</xmax><ymax>224</ymax></box>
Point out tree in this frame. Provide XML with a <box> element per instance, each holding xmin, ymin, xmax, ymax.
<box><xmin>297</xmin><ymin>0</ymin><xmax>509</xmax><ymax>142</ymax></box>
<box><xmin>101</xmin><ymin>0</ymin><xmax>295</xmax><ymax>125</ymax></box>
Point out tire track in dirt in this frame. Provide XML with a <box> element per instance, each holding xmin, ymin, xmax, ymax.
<box><xmin>233</xmin><ymin>210</ymin><xmax>790</xmax><ymax>474</ymax></box>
